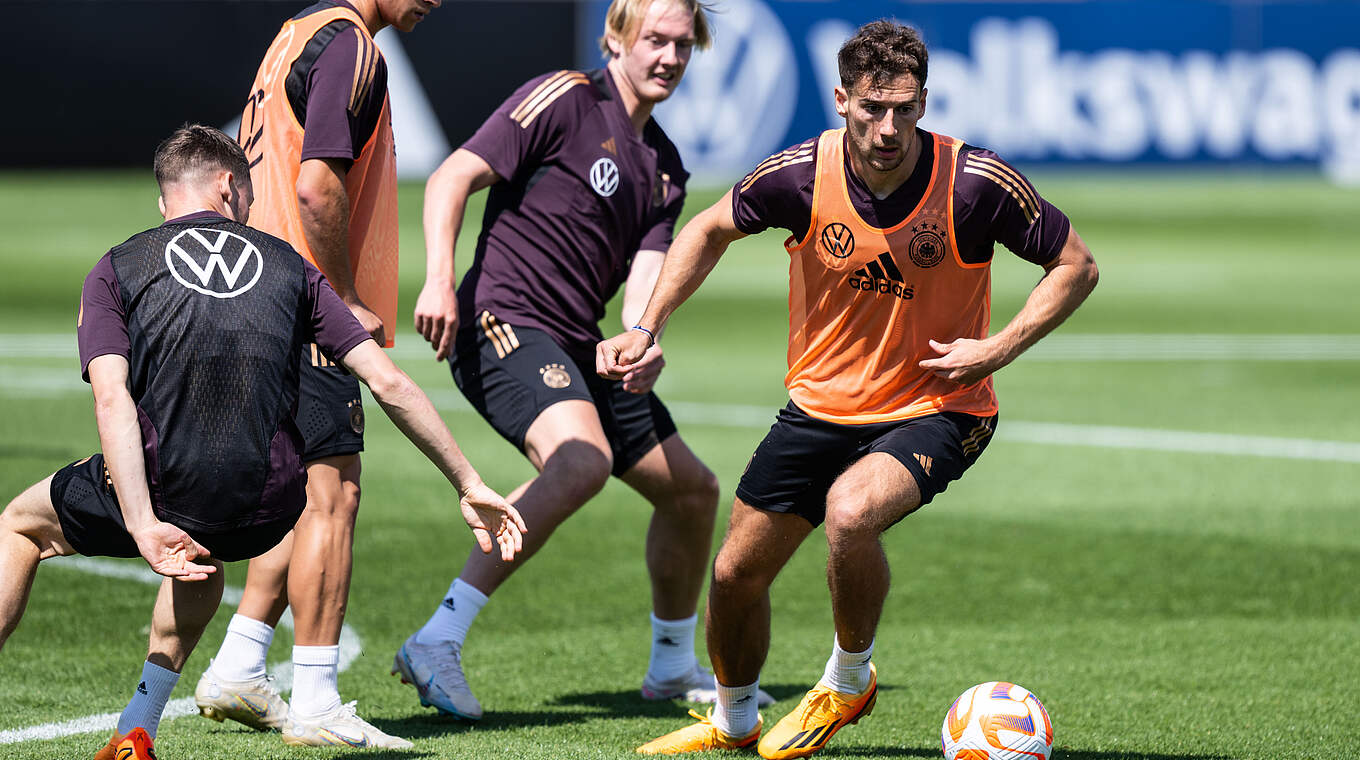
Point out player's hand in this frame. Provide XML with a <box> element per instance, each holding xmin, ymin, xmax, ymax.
<box><xmin>918</xmin><ymin>338</ymin><xmax>1004</xmax><ymax>386</ymax></box>
<box><xmin>414</xmin><ymin>280</ymin><xmax>459</xmax><ymax>361</ymax></box>
<box><xmin>596</xmin><ymin>330</ymin><xmax>653</xmax><ymax>380</ymax></box>
<box><xmin>130</xmin><ymin>521</ymin><xmax>216</xmax><ymax>581</ymax></box>
<box><xmin>621</xmin><ymin>344</ymin><xmax>665</xmax><ymax>394</ymax></box>
<box><xmin>347</xmin><ymin>298</ymin><xmax>387</xmax><ymax>347</ymax></box>
<box><xmin>458</xmin><ymin>482</ymin><xmax>527</xmax><ymax>562</ymax></box>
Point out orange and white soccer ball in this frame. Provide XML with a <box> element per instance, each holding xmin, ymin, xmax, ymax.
<box><xmin>940</xmin><ymin>681</ymin><xmax>1053</xmax><ymax>760</ymax></box>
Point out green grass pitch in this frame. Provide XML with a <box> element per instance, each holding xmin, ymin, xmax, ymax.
<box><xmin>0</xmin><ymin>169</ymin><xmax>1357</xmax><ymax>759</ymax></box>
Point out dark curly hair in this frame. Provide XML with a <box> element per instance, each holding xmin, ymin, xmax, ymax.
<box><xmin>838</xmin><ymin>20</ymin><xmax>928</xmax><ymax>93</ymax></box>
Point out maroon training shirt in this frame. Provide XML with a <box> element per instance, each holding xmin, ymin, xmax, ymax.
<box><xmin>732</xmin><ymin>130</ymin><xmax>1070</xmax><ymax>266</ymax></box>
<box><xmin>458</xmin><ymin>68</ymin><xmax>688</xmax><ymax>357</ymax></box>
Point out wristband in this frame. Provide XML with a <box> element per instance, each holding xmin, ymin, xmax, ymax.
<box><xmin>630</xmin><ymin>324</ymin><xmax>656</xmax><ymax>346</ymax></box>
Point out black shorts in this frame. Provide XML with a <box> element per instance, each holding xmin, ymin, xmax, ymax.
<box><xmin>450</xmin><ymin>314</ymin><xmax>677</xmax><ymax>477</ymax></box>
<box><xmin>295</xmin><ymin>343</ymin><xmax>364</xmax><ymax>461</ymax></box>
<box><xmin>735</xmin><ymin>402</ymin><xmax>998</xmax><ymax>527</ymax></box>
<box><xmin>49</xmin><ymin>454</ymin><xmax>295</xmax><ymax>563</ymax></box>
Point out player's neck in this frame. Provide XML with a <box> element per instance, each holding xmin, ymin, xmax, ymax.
<box><xmin>346</xmin><ymin>0</ymin><xmax>385</xmax><ymax>35</ymax></box>
<box><xmin>847</xmin><ymin>131</ymin><xmax>924</xmax><ymax>200</ymax></box>
<box><xmin>606</xmin><ymin>63</ymin><xmax>655</xmax><ymax>135</ymax></box>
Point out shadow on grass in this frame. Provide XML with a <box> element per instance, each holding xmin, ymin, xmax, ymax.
<box><xmin>377</xmin><ymin>683</ymin><xmax>897</xmax><ymax>739</ymax></box>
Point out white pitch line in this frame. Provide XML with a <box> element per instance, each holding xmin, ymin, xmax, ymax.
<box><xmin>0</xmin><ymin>556</ymin><xmax>363</xmax><ymax>744</ymax></box>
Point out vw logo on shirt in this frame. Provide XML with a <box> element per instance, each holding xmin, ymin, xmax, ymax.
<box><xmin>164</xmin><ymin>228</ymin><xmax>263</xmax><ymax>299</ymax></box>
<box><xmin>590</xmin><ymin>157</ymin><xmax>620</xmax><ymax>197</ymax></box>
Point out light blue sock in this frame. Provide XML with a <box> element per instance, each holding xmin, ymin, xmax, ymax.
<box><xmin>116</xmin><ymin>660</ymin><xmax>180</xmax><ymax>737</ymax></box>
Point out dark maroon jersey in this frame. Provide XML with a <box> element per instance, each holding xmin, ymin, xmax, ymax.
<box><xmin>458</xmin><ymin>68</ymin><xmax>688</xmax><ymax>356</ymax></box>
<box><xmin>77</xmin><ymin>211</ymin><xmax>370</xmax><ymax>533</ymax></box>
<box><xmin>733</xmin><ymin>130</ymin><xmax>1070</xmax><ymax>266</ymax></box>
<box><xmin>289</xmin><ymin>0</ymin><xmax>387</xmax><ymax>167</ymax></box>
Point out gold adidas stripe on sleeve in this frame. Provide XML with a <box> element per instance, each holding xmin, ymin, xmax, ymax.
<box><xmin>745</xmin><ymin>141</ymin><xmax>816</xmax><ymax>179</ymax></box>
<box><xmin>963</xmin><ymin>154</ymin><xmax>1041</xmax><ymax>223</ymax></box>
<box><xmin>348</xmin><ymin>28</ymin><xmax>379</xmax><ymax>113</ymax></box>
<box><xmin>739</xmin><ymin>147</ymin><xmax>816</xmax><ymax>193</ymax></box>
<box><xmin>511</xmin><ymin>71</ymin><xmax>589</xmax><ymax>128</ymax></box>
<box><xmin>963</xmin><ymin>162</ymin><xmax>1039</xmax><ymax>225</ymax></box>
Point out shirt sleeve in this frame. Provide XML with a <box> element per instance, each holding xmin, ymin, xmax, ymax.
<box><xmin>297</xmin><ymin>24</ymin><xmax>388</xmax><ymax>166</ymax></box>
<box><xmin>78</xmin><ymin>253</ymin><xmax>130</xmax><ymax>382</ymax></box>
<box><xmin>730</xmin><ymin>138</ymin><xmax>819</xmax><ymax>238</ymax></box>
<box><xmin>304</xmin><ymin>260</ymin><xmax>373</xmax><ymax>362</ymax></box>
<box><xmin>460</xmin><ymin>70</ymin><xmax>588</xmax><ymax>183</ymax></box>
<box><xmin>953</xmin><ymin>148</ymin><xmax>1071</xmax><ymax>266</ymax></box>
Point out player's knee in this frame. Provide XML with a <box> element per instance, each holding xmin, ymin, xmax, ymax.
<box><xmin>710</xmin><ymin>550</ymin><xmax>768</xmax><ymax>600</ymax></box>
<box><xmin>551</xmin><ymin>444</ymin><xmax>613</xmax><ymax>501</ymax></box>
<box><xmin>823</xmin><ymin>496</ymin><xmax>875</xmax><ymax>544</ymax></box>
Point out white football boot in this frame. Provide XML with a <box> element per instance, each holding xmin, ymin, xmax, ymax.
<box><xmin>281</xmin><ymin>701</ymin><xmax>413</xmax><ymax>749</ymax></box>
<box><xmin>194</xmin><ymin>662</ymin><xmax>289</xmax><ymax>731</ymax></box>
<box><xmin>642</xmin><ymin>661</ymin><xmax>776</xmax><ymax>706</ymax></box>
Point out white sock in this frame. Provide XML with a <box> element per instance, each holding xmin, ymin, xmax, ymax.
<box><xmin>818</xmin><ymin>635</ymin><xmax>874</xmax><ymax>695</ymax></box>
<box><xmin>290</xmin><ymin>645</ymin><xmax>341</xmax><ymax>719</ymax></box>
<box><xmin>116</xmin><ymin>661</ymin><xmax>180</xmax><ymax>737</ymax></box>
<box><xmin>414</xmin><ymin>578</ymin><xmax>488</xmax><ymax>646</ymax></box>
<box><xmin>711</xmin><ymin>679</ymin><xmax>760</xmax><ymax>738</ymax></box>
<box><xmin>647</xmin><ymin>613</ymin><xmax>698</xmax><ymax>682</ymax></box>
<box><xmin>210</xmin><ymin>614</ymin><xmax>275</xmax><ymax>681</ymax></box>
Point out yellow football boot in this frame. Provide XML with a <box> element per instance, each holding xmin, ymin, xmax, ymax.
<box><xmin>637</xmin><ymin>708</ymin><xmax>763</xmax><ymax>755</ymax></box>
<box><xmin>756</xmin><ymin>665</ymin><xmax>877</xmax><ymax>759</ymax></box>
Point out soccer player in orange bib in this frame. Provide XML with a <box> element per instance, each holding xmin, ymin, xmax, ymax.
<box><xmin>598</xmin><ymin>20</ymin><xmax>1098</xmax><ymax>759</ymax></box>
<box><xmin>193</xmin><ymin>0</ymin><xmax>440</xmax><ymax>749</ymax></box>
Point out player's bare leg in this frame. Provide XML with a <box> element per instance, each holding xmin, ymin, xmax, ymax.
<box><xmin>747</xmin><ymin>453</ymin><xmax>920</xmax><ymax>759</ymax></box>
<box><xmin>0</xmin><ymin>475</ymin><xmax>73</xmax><ymax>650</ymax></box>
<box><xmin>620</xmin><ymin>434</ymin><xmax>718</xmax><ymax>620</ymax></box>
<box><xmin>637</xmin><ymin>502</ymin><xmax>810</xmax><ymax>751</ymax></box>
<box><xmin>707</xmin><ymin>502</ymin><xmax>813</xmax><ymax>687</ymax></box>
<box><xmin>461</xmin><ymin>399</ymin><xmax>613</xmax><ymax>590</ymax></box>
<box><xmin>288</xmin><ymin>455</ymin><xmax>361</xmax><ymax>647</ymax></box>
<box><xmin>235</xmin><ymin>530</ymin><xmax>293</xmax><ymax>627</ymax></box>
<box><xmin>395</xmin><ymin>399</ymin><xmax>612</xmax><ymax>719</ymax></box>
<box><xmin>823</xmin><ymin>452</ymin><xmax>921</xmax><ymax>651</ymax></box>
<box><xmin>148</xmin><ymin>569</ymin><xmax>225</xmax><ymax>672</ymax></box>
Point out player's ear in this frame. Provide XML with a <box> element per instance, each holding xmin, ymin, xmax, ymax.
<box><xmin>919</xmin><ymin>87</ymin><xmax>928</xmax><ymax>120</ymax></box>
<box><xmin>834</xmin><ymin>86</ymin><xmax>850</xmax><ymax>118</ymax></box>
<box><xmin>157</xmin><ymin>194</ymin><xmax>167</xmax><ymax>220</ymax></box>
<box><xmin>605</xmin><ymin>32</ymin><xmax>623</xmax><ymax>58</ymax></box>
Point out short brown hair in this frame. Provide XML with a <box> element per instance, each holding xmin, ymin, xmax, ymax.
<box><xmin>838</xmin><ymin>20</ymin><xmax>928</xmax><ymax>92</ymax></box>
<box><xmin>598</xmin><ymin>0</ymin><xmax>713</xmax><ymax>56</ymax></box>
<box><xmin>152</xmin><ymin>124</ymin><xmax>250</xmax><ymax>192</ymax></box>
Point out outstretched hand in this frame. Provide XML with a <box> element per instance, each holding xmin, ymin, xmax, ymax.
<box><xmin>459</xmin><ymin>482</ymin><xmax>527</xmax><ymax>562</ymax></box>
<box><xmin>596</xmin><ymin>329</ymin><xmax>653</xmax><ymax>381</ymax></box>
<box><xmin>130</xmin><ymin>521</ymin><xmax>216</xmax><ymax>581</ymax></box>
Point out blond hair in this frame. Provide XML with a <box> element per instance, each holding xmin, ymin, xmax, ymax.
<box><xmin>598</xmin><ymin>0</ymin><xmax>714</xmax><ymax>57</ymax></box>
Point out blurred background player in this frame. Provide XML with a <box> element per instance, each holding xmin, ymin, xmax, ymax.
<box><xmin>398</xmin><ymin>0</ymin><xmax>769</xmax><ymax>721</ymax></box>
<box><xmin>0</xmin><ymin>125</ymin><xmax>524</xmax><ymax>760</ymax></box>
<box><xmin>194</xmin><ymin>0</ymin><xmax>444</xmax><ymax>748</ymax></box>
<box><xmin>599</xmin><ymin>20</ymin><xmax>1099</xmax><ymax>758</ymax></box>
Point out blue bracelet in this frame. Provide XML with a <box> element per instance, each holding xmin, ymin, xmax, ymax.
<box><xmin>630</xmin><ymin>325</ymin><xmax>656</xmax><ymax>346</ymax></box>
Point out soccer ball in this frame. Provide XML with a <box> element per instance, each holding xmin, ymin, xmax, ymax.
<box><xmin>940</xmin><ymin>681</ymin><xmax>1053</xmax><ymax>760</ymax></box>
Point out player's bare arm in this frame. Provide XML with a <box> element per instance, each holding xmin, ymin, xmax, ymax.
<box><xmin>597</xmin><ymin>190</ymin><xmax>747</xmax><ymax>378</ymax></box>
<box><xmin>297</xmin><ymin>156</ymin><xmax>385</xmax><ymax>345</ymax></box>
<box><xmin>339</xmin><ymin>340</ymin><xmax>527</xmax><ymax>560</ymax></box>
<box><xmin>88</xmin><ymin>354</ymin><xmax>215</xmax><ymax>580</ymax></box>
<box><xmin>416</xmin><ymin>149</ymin><xmax>502</xmax><ymax>361</ymax></box>
<box><xmin>618</xmin><ymin>249</ymin><xmax>668</xmax><ymax>394</ymax></box>
<box><xmin>920</xmin><ymin>227</ymin><xmax>1098</xmax><ymax>385</ymax></box>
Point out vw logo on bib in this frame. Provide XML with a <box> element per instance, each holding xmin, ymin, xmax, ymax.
<box><xmin>164</xmin><ymin>228</ymin><xmax>263</xmax><ymax>299</ymax></box>
<box><xmin>590</xmin><ymin>157</ymin><xmax>620</xmax><ymax>197</ymax></box>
